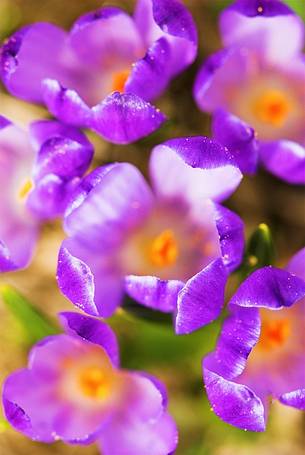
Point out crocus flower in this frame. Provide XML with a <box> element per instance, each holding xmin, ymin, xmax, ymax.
<box><xmin>194</xmin><ymin>0</ymin><xmax>305</xmax><ymax>183</ymax></box>
<box><xmin>2</xmin><ymin>311</ymin><xmax>177</xmax><ymax>454</ymax></box>
<box><xmin>0</xmin><ymin>116</ymin><xmax>93</xmax><ymax>272</ymax></box>
<box><xmin>57</xmin><ymin>137</ymin><xmax>244</xmax><ymax>334</ymax></box>
<box><xmin>0</xmin><ymin>0</ymin><xmax>197</xmax><ymax>144</ymax></box>
<box><xmin>203</xmin><ymin>247</ymin><xmax>305</xmax><ymax>431</ymax></box>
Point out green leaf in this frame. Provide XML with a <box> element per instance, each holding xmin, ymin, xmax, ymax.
<box><xmin>239</xmin><ymin>223</ymin><xmax>275</xmax><ymax>279</ymax></box>
<box><xmin>0</xmin><ymin>284</ymin><xmax>60</xmax><ymax>345</ymax></box>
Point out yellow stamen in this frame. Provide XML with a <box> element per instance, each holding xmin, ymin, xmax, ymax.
<box><xmin>258</xmin><ymin>318</ymin><xmax>291</xmax><ymax>351</ymax></box>
<box><xmin>78</xmin><ymin>366</ymin><xmax>111</xmax><ymax>399</ymax></box>
<box><xmin>253</xmin><ymin>89</ymin><xmax>291</xmax><ymax>127</ymax></box>
<box><xmin>112</xmin><ymin>69</ymin><xmax>130</xmax><ymax>93</ymax></box>
<box><xmin>149</xmin><ymin>229</ymin><xmax>178</xmax><ymax>267</ymax></box>
<box><xmin>18</xmin><ymin>179</ymin><xmax>33</xmax><ymax>200</ymax></box>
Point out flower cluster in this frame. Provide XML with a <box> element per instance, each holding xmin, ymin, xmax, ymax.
<box><xmin>194</xmin><ymin>0</ymin><xmax>305</xmax><ymax>182</ymax></box>
<box><xmin>0</xmin><ymin>0</ymin><xmax>304</xmax><ymax>453</ymax></box>
<box><xmin>3</xmin><ymin>312</ymin><xmax>178</xmax><ymax>454</ymax></box>
<box><xmin>0</xmin><ymin>0</ymin><xmax>197</xmax><ymax>144</ymax></box>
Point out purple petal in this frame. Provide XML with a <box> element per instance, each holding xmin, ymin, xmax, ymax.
<box><xmin>287</xmin><ymin>247</ymin><xmax>305</xmax><ymax>280</ymax></box>
<box><xmin>98</xmin><ymin>411</ymin><xmax>178</xmax><ymax>455</ymax></box>
<box><xmin>138</xmin><ymin>372</ymin><xmax>168</xmax><ymax>408</ymax></box>
<box><xmin>64</xmin><ymin>163</ymin><xmax>154</xmax><ymax>250</ymax></box>
<box><xmin>64</xmin><ymin>165</ymin><xmax>116</xmax><ymax>220</ymax></box>
<box><xmin>229</xmin><ymin>266</ymin><xmax>305</xmax><ymax>310</ymax></box>
<box><xmin>0</xmin><ymin>241</ymin><xmax>18</xmax><ymax>272</ymax></box>
<box><xmin>0</xmin><ymin>23</ymin><xmax>69</xmax><ymax>102</ymax></box>
<box><xmin>70</xmin><ymin>7</ymin><xmax>143</xmax><ymax>70</ymax></box>
<box><xmin>2</xmin><ymin>369</ymin><xmax>57</xmax><ymax>442</ymax></box>
<box><xmin>279</xmin><ymin>389</ymin><xmax>305</xmax><ymax>410</ymax></box>
<box><xmin>125</xmin><ymin>37</ymin><xmax>171</xmax><ymax>102</ymax></box>
<box><xmin>59</xmin><ymin>312</ymin><xmax>120</xmax><ymax>367</ymax></box>
<box><xmin>27</xmin><ymin>173</ymin><xmax>70</xmax><ymax>220</ymax></box>
<box><xmin>259</xmin><ymin>140</ymin><xmax>305</xmax><ymax>185</ymax></box>
<box><xmin>125</xmin><ymin>275</ymin><xmax>184</xmax><ymax>312</ymax></box>
<box><xmin>203</xmin><ymin>360</ymin><xmax>266</xmax><ymax>432</ymax></box>
<box><xmin>57</xmin><ymin>245</ymin><xmax>98</xmax><ymax>316</ymax></box>
<box><xmin>150</xmin><ymin>137</ymin><xmax>242</xmax><ymax>204</ymax></box>
<box><xmin>213</xmin><ymin>203</ymin><xmax>245</xmax><ymax>273</ymax></box>
<box><xmin>175</xmin><ymin>258</ymin><xmax>227</xmax><ymax>335</ymax></box>
<box><xmin>29</xmin><ymin>119</ymin><xmax>93</xmax><ymax>153</ymax></box>
<box><xmin>91</xmin><ymin>92</ymin><xmax>166</xmax><ymax>144</ymax></box>
<box><xmin>42</xmin><ymin>79</ymin><xmax>92</xmax><ymax>128</ymax></box>
<box><xmin>194</xmin><ymin>48</ymin><xmax>241</xmax><ymax>113</ymax></box>
<box><xmin>220</xmin><ymin>0</ymin><xmax>305</xmax><ymax>64</ymax></box>
<box><xmin>205</xmin><ymin>306</ymin><xmax>261</xmax><ymax>380</ymax></box>
<box><xmin>212</xmin><ymin>109</ymin><xmax>258</xmax><ymax>174</ymax></box>
<box><xmin>57</xmin><ymin>240</ymin><xmax>124</xmax><ymax>318</ymax></box>
<box><xmin>0</xmin><ymin>115</ymin><xmax>11</xmax><ymax>129</ymax></box>
<box><xmin>32</xmin><ymin>134</ymin><xmax>93</xmax><ymax>181</ymax></box>
<box><xmin>135</xmin><ymin>0</ymin><xmax>197</xmax><ymax>77</ymax></box>
<box><xmin>0</xmin><ymin>122</ymin><xmax>38</xmax><ymax>271</ymax></box>
<box><xmin>125</xmin><ymin>372</ymin><xmax>164</xmax><ymax>421</ymax></box>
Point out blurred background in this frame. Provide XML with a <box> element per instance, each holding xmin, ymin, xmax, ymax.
<box><xmin>0</xmin><ymin>1</ymin><xmax>304</xmax><ymax>454</ymax></box>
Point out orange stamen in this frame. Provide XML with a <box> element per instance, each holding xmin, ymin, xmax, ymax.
<box><xmin>112</xmin><ymin>69</ymin><xmax>130</xmax><ymax>93</ymax></box>
<box><xmin>78</xmin><ymin>366</ymin><xmax>111</xmax><ymax>399</ymax></box>
<box><xmin>258</xmin><ymin>318</ymin><xmax>291</xmax><ymax>351</ymax></box>
<box><xmin>149</xmin><ymin>229</ymin><xmax>178</xmax><ymax>267</ymax></box>
<box><xmin>253</xmin><ymin>89</ymin><xmax>291</xmax><ymax>127</ymax></box>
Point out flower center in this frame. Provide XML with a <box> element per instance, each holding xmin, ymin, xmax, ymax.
<box><xmin>149</xmin><ymin>229</ymin><xmax>179</xmax><ymax>267</ymax></box>
<box><xmin>258</xmin><ymin>318</ymin><xmax>291</xmax><ymax>351</ymax></box>
<box><xmin>253</xmin><ymin>89</ymin><xmax>291</xmax><ymax>127</ymax></box>
<box><xmin>78</xmin><ymin>366</ymin><xmax>111</xmax><ymax>399</ymax></box>
<box><xmin>18</xmin><ymin>179</ymin><xmax>33</xmax><ymax>201</ymax></box>
<box><xmin>112</xmin><ymin>69</ymin><xmax>130</xmax><ymax>93</ymax></box>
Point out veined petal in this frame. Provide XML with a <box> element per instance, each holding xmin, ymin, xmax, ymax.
<box><xmin>0</xmin><ymin>23</ymin><xmax>69</xmax><ymax>102</ymax></box>
<box><xmin>91</xmin><ymin>92</ymin><xmax>166</xmax><ymax>144</ymax></box>
<box><xmin>259</xmin><ymin>140</ymin><xmax>305</xmax><ymax>185</ymax></box>
<box><xmin>42</xmin><ymin>79</ymin><xmax>92</xmax><ymax>128</ymax></box>
<box><xmin>150</xmin><ymin>136</ymin><xmax>242</xmax><ymax>204</ymax></box>
<box><xmin>125</xmin><ymin>275</ymin><xmax>184</xmax><ymax>312</ymax></box>
<box><xmin>59</xmin><ymin>312</ymin><xmax>120</xmax><ymax>367</ymax></box>
<box><xmin>125</xmin><ymin>37</ymin><xmax>171</xmax><ymax>102</ymax></box>
<box><xmin>175</xmin><ymin>259</ymin><xmax>227</xmax><ymax>335</ymax></box>
<box><xmin>212</xmin><ymin>109</ymin><xmax>258</xmax><ymax>174</ymax></box>
<box><xmin>213</xmin><ymin>203</ymin><xmax>245</xmax><ymax>273</ymax></box>
<box><xmin>229</xmin><ymin>266</ymin><xmax>305</xmax><ymax>310</ymax></box>
<box><xmin>63</xmin><ymin>163</ymin><xmax>154</xmax><ymax>250</ymax></box>
<box><xmin>134</xmin><ymin>0</ymin><xmax>197</xmax><ymax>77</ymax></box>
<box><xmin>279</xmin><ymin>389</ymin><xmax>305</xmax><ymax>410</ymax></box>
<box><xmin>220</xmin><ymin>0</ymin><xmax>305</xmax><ymax>64</ymax></box>
<box><xmin>70</xmin><ymin>7</ymin><xmax>144</xmax><ymax>69</ymax></box>
<box><xmin>203</xmin><ymin>360</ymin><xmax>266</xmax><ymax>432</ymax></box>
<box><xmin>98</xmin><ymin>411</ymin><xmax>178</xmax><ymax>455</ymax></box>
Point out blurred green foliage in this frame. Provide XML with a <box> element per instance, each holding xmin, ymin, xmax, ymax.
<box><xmin>0</xmin><ymin>285</ymin><xmax>59</xmax><ymax>345</ymax></box>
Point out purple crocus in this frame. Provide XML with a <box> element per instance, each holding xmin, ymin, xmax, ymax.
<box><xmin>57</xmin><ymin>137</ymin><xmax>244</xmax><ymax>334</ymax></box>
<box><xmin>0</xmin><ymin>116</ymin><xmax>93</xmax><ymax>272</ymax></box>
<box><xmin>0</xmin><ymin>0</ymin><xmax>197</xmax><ymax>144</ymax></box>
<box><xmin>194</xmin><ymin>0</ymin><xmax>305</xmax><ymax>183</ymax></box>
<box><xmin>203</xmin><ymin>247</ymin><xmax>305</xmax><ymax>431</ymax></box>
<box><xmin>2</xmin><ymin>311</ymin><xmax>177</xmax><ymax>454</ymax></box>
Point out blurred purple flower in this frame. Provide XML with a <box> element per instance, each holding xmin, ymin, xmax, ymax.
<box><xmin>194</xmin><ymin>0</ymin><xmax>305</xmax><ymax>183</ymax></box>
<box><xmin>0</xmin><ymin>0</ymin><xmax>198</xmax><ymax>144</ymax></box>
<box><xmin>57</xmin><ymin>137</ymin><xmax>244</xmax><ymax>333</ymax></box>
<box><xmin>203</xmin><ymin>247</ymin><xmax>305</xmax><ymax>431</ymax></box>
<box><xmin>0</xmin><ymin>117</ymin><xmax>93</xmax><ymax>272</ymax></box>
<box><xmin>2</xmin><ymin>311</ymin><xmax>177</xmax><ymax>454</ymax></box>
